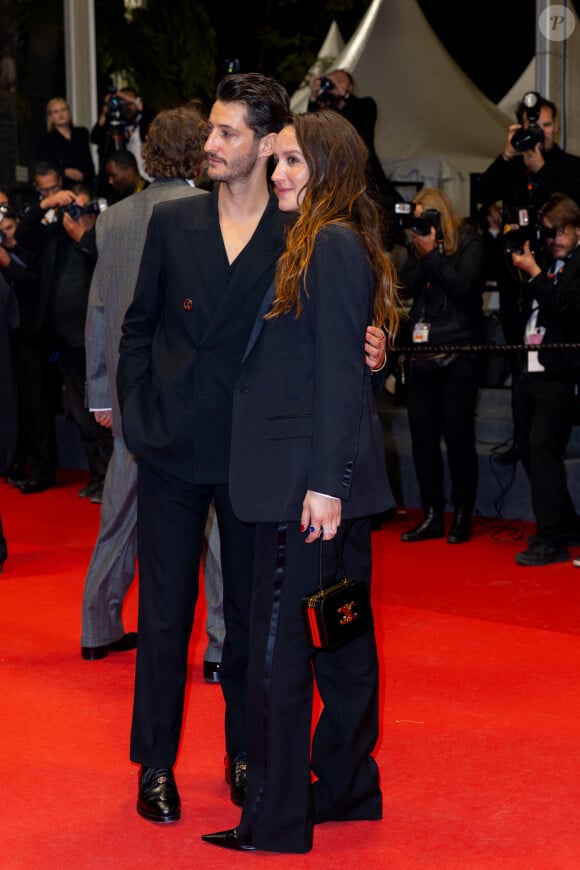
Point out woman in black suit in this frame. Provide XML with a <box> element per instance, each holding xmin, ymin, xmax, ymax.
<box><xmin>202</xmin><ymin>110</ymin><xmax>400</xmax><ymax>853</ymax></box>
<box><xmin>35</xmin><ymin>98</ymin><xmax>95</xmax><ymax>190</ymax></box>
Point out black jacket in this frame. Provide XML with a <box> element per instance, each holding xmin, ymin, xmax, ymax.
<box><xmin>524</xmin><ymin>244</ymin><xmax>580</xmax><ymax>384</ymax></box>
<box><xmin>400</xmin><ymin>223</ymin><xmax>485</xmax><ymax>347</ymax></box>
<box><xmin>477</xmin><ymin>144</ymin><xmax>580</xmax><ymax>215</ymax></box>
<box><xmin>117</xmin><ymin>187</ymin><xmax>290</xmax><ymax>484</ymax></box>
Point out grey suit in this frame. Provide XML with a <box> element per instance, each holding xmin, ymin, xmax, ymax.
<box><xmin>81</xmin><ymin>178</ymin><xmax>224</xmax><ymax>655</ymax></box>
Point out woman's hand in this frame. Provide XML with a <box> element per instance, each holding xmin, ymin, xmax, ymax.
<box><xmin>365</xmin><ymin>324</ymin><xmax>386</xmax><ymax>371</ymax></box>
<box><xmin>301</xmin><ymin>490</ymin><xmax>341</xmax><ymax>543</ymax></box>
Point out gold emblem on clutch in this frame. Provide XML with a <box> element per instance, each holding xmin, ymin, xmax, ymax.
<box><xmin>338</xmin><ymin>601</ymin><xmax>358</xmax><ymax>624</ymax></box>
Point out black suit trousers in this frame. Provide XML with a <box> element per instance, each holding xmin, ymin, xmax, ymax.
<box><xmin>406</xmin><ymin>352</ymin><xmax>481</xmax><ymax>513</ymax></box>
<box><xmin>130</xmin><ymin>463</ymin><xmax>255</xmax><ymax>767</ymax></box>
<box><xmin>237</xmin><ymin>518</ymin><xmax>381</xmax><ymax>853</ymax></box>
<box><xmin>514</xmin><ymin>372</ymin><xmax>579</xmax><ymax>543</ymax></box>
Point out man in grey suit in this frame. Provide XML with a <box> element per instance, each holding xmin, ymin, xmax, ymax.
<box><xmin>81</xmin><ymin>105</ymin><xmax>224</xmax><ymax>672</ymax></box>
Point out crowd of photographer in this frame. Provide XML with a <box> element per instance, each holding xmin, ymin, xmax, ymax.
<box><xmin>0</xmin><ymin>84</ymin><xmax>154</xmax><ymax>501</ymax></box>
<box><xmin>2</xmin><ymin>76</ymin><xmax>580</xmax><ymax>570</ymax></box>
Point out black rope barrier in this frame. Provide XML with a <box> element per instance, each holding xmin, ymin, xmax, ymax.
<box><xmin>392</xmin><ymin>342</ymin><xmax>580</xmax><ymax>354</ymax></box>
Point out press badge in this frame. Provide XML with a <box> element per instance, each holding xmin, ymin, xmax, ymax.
<box><xmin>527</xmin><ymin>326</ymin><xmax>545</xmax><ymax>346</ymax></box>
<box><xmin>413</xmin><ymin>322</ymin><xmax>430</xmax><ymax>343</ymax></box>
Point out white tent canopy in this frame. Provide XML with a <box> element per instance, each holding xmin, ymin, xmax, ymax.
<box><xmin>290</xmin><ymin>21</ymin><xmax>345</xmax><ymax>113</ymax></box>
<box><xmin>324</xmin><ymin>0</ymin><xmax>513</xmax><ymax>216</ymax></box>
<box><xmin>497</xmin><ymin>59</ymin><xmax>536</xmax><ymax>119</ymax></box>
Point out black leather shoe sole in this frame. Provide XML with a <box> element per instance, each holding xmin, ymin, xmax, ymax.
<box><xmin>137</xmin><ymin>802</ymin><xmax>181</xmax><ymax>824</ymax></box>
<box><xmin>81</xmin><ymin>632</ymin><xmax>137</xmax><ymax>660</ymax></box>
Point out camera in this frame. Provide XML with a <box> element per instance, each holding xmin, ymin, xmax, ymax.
<box><xmin>499</xmin><ymin>206</ymin><xmax>531</xmax><ymax>254</ymax></box>
<box><xmin>316</xmin><ymin>76</ymin><xmax>337</xmax><ymax>107</ymax></box>
<box><xmin>498</xmin><ymin>205</ymin><xmax>547</xmax><ymax>258</ymax></box>
<box><xmin>63</xmin><ymin>199</ymin><xmax>108</xmax><ymax>221</ymax></box>
<box><xmin>0</xmin><ymin>203</ymin><xmax>9</xmax><ymax>221</ymax></box>
<box><xmin>394</xmin><ymin>202</ymin><xmax>441</xmax><ymax>236</ymax></box>
<box><xmin>511</xmin><ymin>91</ymin><xmax>545</xmax><ymax>153</ymax></box>
<box><xmin>105</xmin><ymin>91</ymin><xmax>128</xmax><ymax>128</ymax></box>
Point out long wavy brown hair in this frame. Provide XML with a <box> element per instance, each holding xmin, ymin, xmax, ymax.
<box><xmin>267</xmin><ymin>111</ymin><xmax>401</xmax><ymax>344</ymax></box>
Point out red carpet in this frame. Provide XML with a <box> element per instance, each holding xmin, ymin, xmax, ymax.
<box><xmin>1</xmin><ymin>471</ymin><xmax>579</xmax><ymax>868</ymax></box>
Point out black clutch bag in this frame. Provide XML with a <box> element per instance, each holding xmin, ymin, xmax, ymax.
<box><xmin>301</xmin><ymin>537</ymin><xmax>373</xmax><ymax>650</ymax></box>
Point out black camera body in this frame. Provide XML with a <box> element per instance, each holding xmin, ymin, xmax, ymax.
<box><xmin>394</xmin><ymin>202</ymin><xmax>441</xmax><ymax>237</ymax></box>
<box><xmin>511</xmin><ymin>91</ymin><xmax>545</xmax><ymax>153</ymax></box>
<box><xmin>316</xmin><ymin>76</ymin><xmax>338</xmax><ymax>108</ymax></box>
<box><xmin>499</xmin><ymin>205</ymin><xmax>531</xmax><ymax>254</ymax></box>
<box><xmin>63</xmin><ymin>199</ymin><xmax>108</xmax><ymax>221</ymax></box>
<box><xmin>106</xmin><ymin>92</ymin><xmax>128</xmax><ymax>128</ymax></box>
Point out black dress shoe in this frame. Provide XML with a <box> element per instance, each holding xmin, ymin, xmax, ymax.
<box><xmin>78</xmin><ymin>478</ymin><xmax>102</xmax><ymax>499</ymax></box>
<box><xmin>225</xmin><ymin>751</ymin><xmax>247</xmax><ymax>806</ymax></box>
<box><xmin>81</xmin><ymin>632</ymin><xmax>138</xmax><ymax>660</ymax></box>
<box><xmin>6</xmin><ymin>463</ymin><xmax>27</xmax><ymax>486</ymax></box>
<box><xmin>201</xmin><ymin>828</ymin><xmax>255</xmax><ymax>851</ymax></box>
<box><xmin>447</xmin><ymin>509</ymin><xmax>472</xmax><ymax>544</ymax></box>
<box><xmin>20</xmin><ymin>476</ymin><xmax>55</xmax><ymax>495</ymax></box>
<box><xmin>203</xmin><ymin>660</ymin><xmax>221</xmax><ymax>683</ymax></box>
<box><xmin>137</xmin><ymin>767</ymin><xmax>181</xmax><ymax>823</ymax></box>
<box><xmin>400</xmin><ymin>508</ymin><xmax>444</xmax><ymax>542</ymax></box>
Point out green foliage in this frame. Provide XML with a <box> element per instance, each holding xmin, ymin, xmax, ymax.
<box><xmin>95</xmin><ymin>0</ymin><xmax>217</xmax><ymax>108</ymax></box>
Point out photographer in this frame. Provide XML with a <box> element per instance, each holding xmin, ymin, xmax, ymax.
<box><xmin>91</xmin><ymin>86</ymin><xmax>156</xmax><ymax>196</ymax></box>
<box><xmin>308</xmin><ymin>69</ymin><xmax>403</xmax><ymax>242</ymax></box>
<box><xmin>0</xmin><ymin>207</ymin><xmax>45</xmax><ymax>491</ymax></box>
<box><xmin>398</xmin><ymin>188</ymin><xmax>485</xmax><ymax>545</ymax></box>
<box><xmin>18</xmin><ymin>175</ymin><xmax>112</xmax><ymax>497</ymax></box>
<box><xmin>507</xmin><ymin>193</ymin><xmax>580</xmax><ymax>566</ymax></box>
<box><xmin>478</xmin><ymin>93</ymin><xmax>580</xmax><ymax>224</ymax></box>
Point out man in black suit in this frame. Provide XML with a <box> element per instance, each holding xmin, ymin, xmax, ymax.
<box><xmin>117</xmin><ymin>73</ymin><xmax>292</xmax><ymax>824</ymax></box>
<box><xmin>509</xmin><ymin>193</ymin><xmax>580</xmax><ymax>566</ymax></box>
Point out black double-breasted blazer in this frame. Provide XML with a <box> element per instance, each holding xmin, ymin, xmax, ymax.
<box><xmin>117</xmin><ymin>187</ymin><xmax>289</xmax><ymax>484</ymax></box>
<box><xmin>229</xmin><ymin>224</ymin><xmax>392</xmax><ymax>523</ymax></box>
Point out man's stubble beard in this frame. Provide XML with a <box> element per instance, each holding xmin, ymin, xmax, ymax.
<box><xmin>207</xmin><ymin>139</ymin><xmax>261</xmax><ymax>186</ymax></box>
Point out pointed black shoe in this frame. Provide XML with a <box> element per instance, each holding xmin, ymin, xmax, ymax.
<box><xmin>201</xmin><ymin>829</ymin><xmax>256</xmax><ymax>851</ymax></box>
<box><xmin>400</xmin><ymin>508</ymin><xmax>444</xmax><ymax>542</ymax></box>
<box><xmin>447</xmin><ymin>509</ymin><xmax>472</xmax><ymax>544</ymax></box>
<box><xmin>225</xmin><ymin>751</ymin><xmax>247</xmax><ymax>806</ymax></box>
<box><xmin>137</xmin><ymin>767</ymin><xmax>181</xmax><ymax>823</ymax></box>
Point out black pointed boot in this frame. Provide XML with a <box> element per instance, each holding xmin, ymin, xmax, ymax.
<box><xmin>400</xmin><ymin>508</ymin><xmax>445</xmax><ymax>542</ymax></box>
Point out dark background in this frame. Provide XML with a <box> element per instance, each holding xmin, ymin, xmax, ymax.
<box><xmin>210</xmin><ymin>1</ymin><xmax>575</xmax><ymax>105</ymax></box>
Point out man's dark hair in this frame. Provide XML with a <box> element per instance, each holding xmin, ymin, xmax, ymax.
<box><xmin>142</xmin><ymin>105</ymin><xmax>207</xmax><ymax>180</ymax></box>
<box><xmin>33</xmin><ymin>160</ymin><xmax>60</xmax><ymax>179</ymax></box>
<box><xmin>516</xmin><ymin>95</ymin><xmax>557</xmax><ymax>125</ymax></box>
<box><xmin>105</xmin><ymin>150</ymin><xmax>139</xmax><ymax>172</ymax></box>
<box><xmin>0</xmin><ymin>207</ymin><xmax>18</xmax><ymax>221</ymax></box>
<box><xmin>215</xmin><ymin>72</ymin><xmax>290</xmax><ymax>137</ymax></box>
